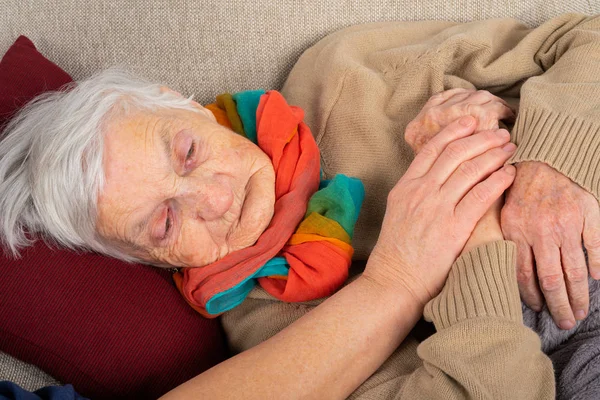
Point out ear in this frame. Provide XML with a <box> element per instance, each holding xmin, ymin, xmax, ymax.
<box><xmin>159</xmin><ymin>86</ymin><xmax>216</xmax><ymax>121</ymax></box>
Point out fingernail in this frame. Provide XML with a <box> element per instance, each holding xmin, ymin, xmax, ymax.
<box><xmin>496</xmin><ymin>129</ymin><xmax>510</xmax><ymax>137</ymax></box>
<box><xmin>502</xmin><ymin>143</ymin><xmax>517</xmax><ymax>152</ymax></box>
<box><xmin>504</xmin><ymin>165</ymin><xmax>516</xmax><ymax>175</ymax></box>
<box><xmin>559</xmin><ymin>319</ymin><xmax>575</xmax><ymax>330</ymax></box>
<box><xmin>575</xmin><ymin>310</ymin><xmax>587</xmax><ymax>320</ymax></box>
<box><xmin>459</xmin><ymin>116</ymin><xmax>473</xmax><ymax>126</ymax></box>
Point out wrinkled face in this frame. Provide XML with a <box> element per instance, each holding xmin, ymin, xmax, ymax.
<box><xmin>97</xmin><ymin>100</ymin><xmax>276</xmax><ymax>268</ymax></box>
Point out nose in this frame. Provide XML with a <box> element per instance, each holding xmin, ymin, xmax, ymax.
<box><xmin>184</xmin><ymin>176</ymin><xmax>234</xmax><ymax>221</ymax></box>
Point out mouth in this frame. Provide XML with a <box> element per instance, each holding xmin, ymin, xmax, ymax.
<box><xmin>226</xmin><ymin>166</ymin><xmax>274</xmax><ymax>250</ymax></box>
<box><xmin>223</xmin><ymin>177</ymin><xmax>250</xmax><ymax>244</ymax></box>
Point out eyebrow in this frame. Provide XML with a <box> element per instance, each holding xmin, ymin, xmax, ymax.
<box><xmin>160</xmin><ymin>122</ymin><xmax>173</xmax><ymax>164</ymax></box>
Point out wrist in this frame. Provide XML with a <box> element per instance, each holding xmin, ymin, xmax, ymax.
<box><xmin>360</xmin><ymin>267</ymin><xmax>430</xmax><ymax>311</ymax></box>
<box><xmin>461</xmin><ymin>196</ymin><xmax>504</xmax><ymax>255</ymax></box>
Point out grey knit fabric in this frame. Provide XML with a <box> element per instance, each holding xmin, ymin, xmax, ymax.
<box><xmin>524</xmin><ymin>279</ymin><xmax>600</xmax><ymax>400</ymax></box>
<box><xmin>0</xmin><ymin>351</ymin><xmax>61</xmax><ymax>391</ymax></box>
<box><xmin>1</xmin><ymin>0</ymin><xmax>598</xmax><ymax>105</ymax></box>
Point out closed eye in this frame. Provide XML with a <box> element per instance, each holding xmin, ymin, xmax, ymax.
<box><xmin>186</xmin><ymin>142</ymin><xmax>196</xmax><ymax>160</ymax></box>
<box><xmin>163</xmin><ymin>213</ymin><xmax>172</xmax><ymax>239</ymax></box>
<box><xmin>184</xmin><ymin>141</ymin><xmax>197</xmax><ymax>170</ymax></box>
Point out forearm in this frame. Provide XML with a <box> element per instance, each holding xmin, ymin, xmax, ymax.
<box><xmin>507</xmin><ymin>15</ymin><xmax>600</xmax><ymax>198</ymax></box>
<box><xmin>160</xmin><ymin>275</ymin><xmax>423</xmax><ymax>400</ymax></box>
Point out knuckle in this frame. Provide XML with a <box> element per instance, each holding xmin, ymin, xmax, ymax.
<box><xmin>458</xmin><ymin>160</ymin><xmax>480</xmax><ymax>180</ymax></box>
<box><xmin>427</xmin><ymin>104</ymin><xmax>442</xmax><ymax>116</ymax></box>
<box><xmin>469</xmin><ymin>90</ymin><xmax>494</xmax><ymax>103</ymax></box>
<box><xmin>464</xmin><ymin>103</ymin><xmax>475</xmax><ymax>115</ymax></box>
<box><xmin>539</xmin><ymin>272</ymin><xmax>565</xmax><ymax>293</ymax></box>
<box><xmin>534</xmin><ymin>223</ymin><xmax>555</xmax><ymax>239</ymax></box>
<box><xmin>419</xmin><ymin>143</ymin><xmax>438</xmax><ymax>159</ymax></box>
<box><xmin>563</xmin><ymin>265</ymin><xmax>588</xmax><ymax>283</ymax></box>
<box><xmin>586</xmin><ymin>230</ymin><xmax>600</xmax><ymax>249</ymax></box>
<box><xmin>427</xmin><ymin>93</ymin><xmax>444</xmax><ymax>103</ymax></box>
<box><xmin>471</xmin><ymin>183</ymin><xmax>492</xmax><ymax>204</ymax></box>
<box><xmin>424</xmin><ymin>106</ymin><xmax>437</xmax><ymax>116</ymax></box>
<box><xmin>445</xmin><ymin>142</ymin><xmax>467</xmax><ymax>161</ymax></box>
<box><xmin>570</xmin><ymin>292</ymin><xmax>588</xmax><ymax>307</ymax></box>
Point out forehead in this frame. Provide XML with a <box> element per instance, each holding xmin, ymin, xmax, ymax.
<box><xmin>103</xmin><ymin>110</ymin><xmax>171</xmax><ymax>186</ymax></box>
<box><xmin>96</xmin><ymin>110</ymin><xmax>173</xmax><ymax>239</ymax></box>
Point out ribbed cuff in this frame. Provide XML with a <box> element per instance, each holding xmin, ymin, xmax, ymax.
<box><xmin>508</xmin><ymin>107</ymin><xmax>600</xmax><ymax>201</ymax></box>
<box><xmin>424</xmin><ymin>241</ymin><xmax>521</xmax><ymax>330</ymax></box>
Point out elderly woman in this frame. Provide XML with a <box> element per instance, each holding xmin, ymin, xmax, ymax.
<box><xmin>2</xmin><ymin>12</ymin><xmax>600</xmax><ymax>399</ymax></box>
<box><xmin>1</xmin><ymin>69</ymin><xmax>550</xmax><ymax>398</ymax></box>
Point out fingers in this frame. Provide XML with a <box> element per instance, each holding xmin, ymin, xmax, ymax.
<box><xmin>441</xmin><ymin>142</ymin><xmax>516</xmax><ymax>202</ymax></box>
<box><xmin>561</xmin><ymin>235</ymin><xmax>589</xmax><ymax>321</ymax></box>
<box><xmin>426</xmin><ymin>88</ymin><xmax>474</xmax><ymax>106</ymax></box>
<box><xmin>483</xmin><ymin>101</ymin><xmax>516</xmax><ymax>122</ymax></box>
<box><xmin>583</xmin><ymin>202</ymin><xmax>600</xmax><ymax>279</ymax></box>
<box><xmin>404</xmin><ymin>116</ymin><xmax>477</xmax><ymax>179</ymax></box>
<box><xmin>454</xmin><ymin>165</ymin><xmax>516</xmax><ymax>227</ymax></box>
<box><xmin>468</xmin><ymin>90</ymin><xmax>513</xmax><ymax>110</ymax></box>
<box><xmin>427</xmin><ymin>89</ymin><xmax>515</xmax><ymax>116</ymax></box>
<box><xmin>534</xmin><ymin>241</ymin><xmax>576</xmax><ymax>330</ymax></box>
<box><xmin>514</xmin><ymin>241</ymin><xmax>544</xmax><ymax>312</ymax></box>
<box><xmin>497</xmin><ymin>101</ymin><xmax>517</xmax><ymax>123</ymax></box>
<box><xmin>427</xmin><ymin>129</ymin><xmax>512</xmax><ymax>185</ymax></box>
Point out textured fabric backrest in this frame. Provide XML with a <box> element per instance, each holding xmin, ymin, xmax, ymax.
<box><xmin>0</xmin><ymin>0</ymin><xmax>598</xmax><ymax>105</ymax></box>
<box><xmin>0</xmin><ymin>36</ymin><xmax>228</xmax><ymax>400</ymax></box>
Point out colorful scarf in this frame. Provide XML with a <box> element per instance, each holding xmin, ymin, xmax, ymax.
<box><xmin>173</xmin><ymin>90</ymin><xmax>364</xmax><ymax>317</ymax></box>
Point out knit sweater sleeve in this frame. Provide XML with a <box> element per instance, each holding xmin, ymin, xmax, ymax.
<box><xmin>397</xmin><ymin>241</ymin><xmax>555</xmax><ymax>400</ymax></box>
<box><xmin>504</xmin><ymin>14</ymin><xmax>600</xmax><ymax>200</ymax></box>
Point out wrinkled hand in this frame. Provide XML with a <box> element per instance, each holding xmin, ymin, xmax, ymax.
<box><xmin>363</xmin><ymin>116</ymin><xmax>516</xmax><ymax>306</ymax></box>
<box><xmin>501</xmin><ymin>161</ymin><xmax>600</xmax><ymax>329</ymax></box>
<box><xmin>405</xmin><ymin>88</ymin><xmax>515</xmax><ymax>154</ymax></box>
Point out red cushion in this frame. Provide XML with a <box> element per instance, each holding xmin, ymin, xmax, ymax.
<box><xmin>0</xmin><ymin>36</ymin><xmax>72</xmax><ymax>129</ymax></box>
<box><xmin>0</xmin><ymin>36</ymin><xmax>228</xmax><ymax>399</ymax></box>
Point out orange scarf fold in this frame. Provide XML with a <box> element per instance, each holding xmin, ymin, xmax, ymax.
<box><xmin>174</xmin><ymin>90</ymin><xmax>362</xmax><ymax>317</ymax></box>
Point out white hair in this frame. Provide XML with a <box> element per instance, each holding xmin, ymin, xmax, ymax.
<box><xmin>0</xmin><ymin>68</ymin><xmax>200</xmax><ymax>262</ymax></box>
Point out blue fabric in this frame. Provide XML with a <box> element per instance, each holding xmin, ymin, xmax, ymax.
<box><xmin>0</xmin><ymin>382</ymin><xmax>87</xmax><ymax>400</ymax></box>
<box><xmin>305</xmin><ymin>174</ymin><xmax>365</xmax><ymax>238</ymax></box>
<box><xmin>232</xmin><ymin>90</ymin><xmax>265</xmax><ymax>144</ymax></box>
<box><xmin>205</xmin><ymin>257</ymin><xmax>289</xmax><ymax>315</ymax></box>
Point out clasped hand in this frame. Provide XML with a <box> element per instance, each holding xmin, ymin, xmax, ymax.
<box><xmin>502</xmin><ymin>161</ymin><xmax>600</xmax><ymax>329</ymax></box>
<box><xmin>371</xmin><ymin>87</ymin><xmax>600</xmax><ymax>330</ymax></box>
<box><xmin>363</xmin><ymin>107</ymin><xmax>516</xmax><ymax>306</ymax></box>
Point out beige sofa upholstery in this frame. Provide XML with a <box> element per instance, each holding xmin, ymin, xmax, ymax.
<box><xmin>1</xmin><ymin>0</ymin><xmax>599</xmax><ymax>390</ymax></box>
<box><xmin>2</xmin><ymin>0</ymin><xmax>599</xmax><ymax>105</ymax></box>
